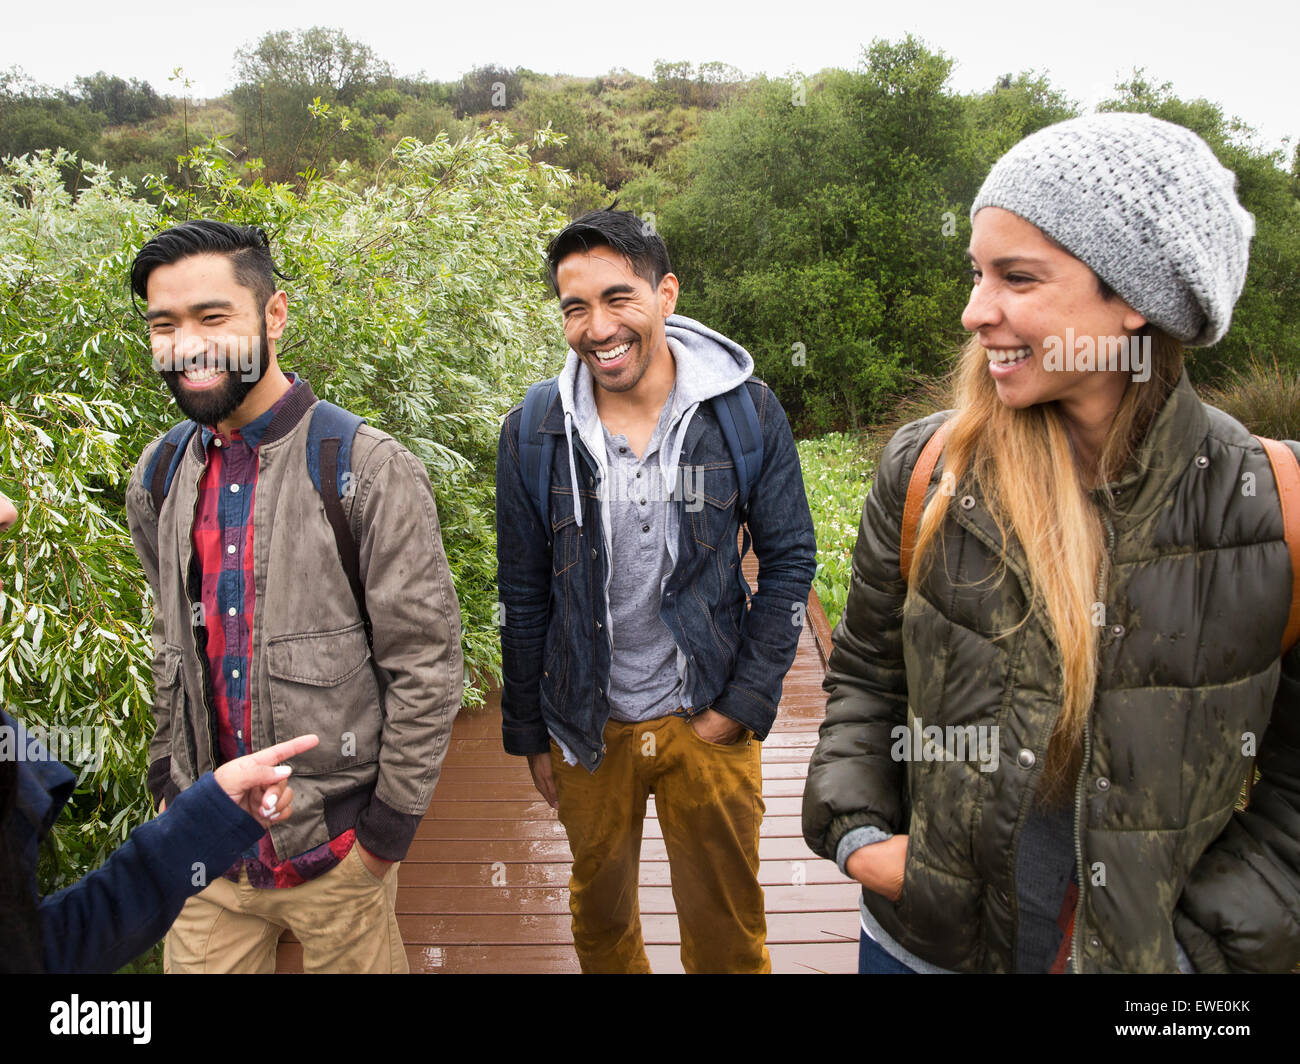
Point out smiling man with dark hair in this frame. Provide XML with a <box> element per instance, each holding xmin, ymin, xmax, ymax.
<box><xmin>496</xmin><ymin>209</ymin><xmax>816</xmax><ymax>973</ymax></box>
<box><xmin>126</xmin><ymin>219</ymin><xmax>464</xmax><ymax>973</ymax></box>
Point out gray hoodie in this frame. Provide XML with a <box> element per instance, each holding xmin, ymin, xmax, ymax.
<box><xmin>552</xmin><ymin>315</ymin><xmax>755</xmax><ymax>758</ymax></box>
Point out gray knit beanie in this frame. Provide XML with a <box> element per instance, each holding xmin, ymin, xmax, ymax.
<box><xmin>970</xmin><ymin>112</ymin><xmax>1254</xmax><ymax>347</ymax></box>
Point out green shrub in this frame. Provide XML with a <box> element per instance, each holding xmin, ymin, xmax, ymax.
<box><xmin>795</xmin><ymin>432</ymin><xmax>875</xmax><ymax>629</ymax></box>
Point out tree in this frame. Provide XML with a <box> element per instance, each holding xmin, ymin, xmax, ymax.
<box><xmin>657</xmin><ymin>37</ymin><xmax>979</xmax><ymax>431</ymax></box>
<box><xmin>231</xmin><ymin>27</ymin><xmax>394</xmax><ymax>181</ymax></box>
<box><xmin>234</xmin><ymin>27</ymin><xmax>390</xmax><ymax>104</ymax></box>
<box><xmin>0</xmin><ymin>68</ymin><xmax>104</xmax><ymax>183</ymax></box>
<box><xmin>70</xmin><ymin>73</ymin><xmax>171</xmax><ymax>126</ymax></box>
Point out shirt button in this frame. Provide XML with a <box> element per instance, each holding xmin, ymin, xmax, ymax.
<box><xmin>213</xmin><ymin>438</ymin><xmax>223</xmax><ymax>447</ymax></box>
<box><xmin>229</xmin><ymin>483</ymin><xmax>240</xmax><ymax>493</ymax></box>
<box><xmin>636</xmin><ymin>471</ymin><xmax>642</xmax><ymax>479</ymax></box>
<box><xmin>228</xmin><ymin>607</ymin><xmax>237</xmax><ymax>616</ymax></box>
<box><xmin>642</xmin><ymin>524</ymin><xmax>650</xmax><ymax>533</ymax></box>
<box><xmin>236</xmin><ymin>729</ymin><xmax>242</xmax><ymax>740</ymax></box>
<box><xmin>227</xmin><ymin>544</ymin><xmax>236</xmax><ymax>554</ymax></box>
<box><xmin>619</xmin><ymin>447</ymin><xmax>627</xmax><ymax>454</ymax></box>
<box><xmin>232</xmin><ymin>669</ymin><xmax>240</xmax><ymax>678</ymax></box>
<box><xmin>1017</xmin><ymin>748</ymin><xmax>1035</xmax><ymax>768</ymax></box>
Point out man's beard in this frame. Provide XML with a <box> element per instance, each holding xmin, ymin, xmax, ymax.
<box><xmin>162</xmin><ymin>326</ymin><xmax>267</xmax><ymax>427</ymax></box>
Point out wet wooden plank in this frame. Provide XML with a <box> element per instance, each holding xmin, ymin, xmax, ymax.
<box><xmin>379</xmin><ymin>858</ymin><xmax>849</xmax><ymax>888</ymax></box>
<box><xmin>392</xmin><ymin>883</ymin><xmax>859</xmax><ymax>915</ymax></box>
<box><xmin>276</xmin><ymin>940</ymin><xmax>858</xmax><ymax>975</ymax></box>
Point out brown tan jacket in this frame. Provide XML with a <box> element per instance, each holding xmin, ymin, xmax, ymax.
<box><xmin>126</xmin><ymin>379</ymin><xmax>463</xmax><ymax>861</ymax></box>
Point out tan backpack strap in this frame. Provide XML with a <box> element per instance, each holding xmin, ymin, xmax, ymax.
<box><xmin>1255</xmin><ymin>436</ymin><xmax>1300</xmax><ymax>655</ymax></box>
<box><xmin>900</xmin><ymin>420</ymin><xmax>951</xmax><ymax>583</ymax></box>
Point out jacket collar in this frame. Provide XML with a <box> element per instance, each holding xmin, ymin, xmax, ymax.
<box><xmin>1088</xmin><ymin>370</ymin><xmax>1208</xmax><ymax>528</ymax></box>
<box><xmin>192</xmin><ymin>376</ymin><xmax>318</xmax><ymax>459</ymax></box>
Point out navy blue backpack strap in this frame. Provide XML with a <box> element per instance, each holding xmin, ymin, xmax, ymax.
<box><xmin>306</xmin><ymin>400</ymin><xmax>365</xmax><ymax>498</ymax></box>
<box><xmin>711</xmin><ymin>382</ymin><xmax>764</xmax><ymax>521</ymax></box>
<box><xmin>306</xmin><ymin>401</ymin><xmax>371</xmax><ymax>647</ymax></box>
<box><xmin>145</xmin><ymin>420</ymin><xmax>199</xmax><ymax>514</ymax></box>
<box><xmin>518</xmin><ymin>378</ymin><xmax>559</xmax><ymax>535</ymax></box>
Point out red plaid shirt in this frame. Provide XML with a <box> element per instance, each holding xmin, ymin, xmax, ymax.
<box><xmin>193</xmin><ymin>375</ymin><xmax>356</xmax><ymax>888</ymax></box>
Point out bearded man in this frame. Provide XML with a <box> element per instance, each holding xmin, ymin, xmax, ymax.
<box><xmin>125</xmin><ymin>220</ymin><xmax>463</xmax><ymax>973</ymax></box>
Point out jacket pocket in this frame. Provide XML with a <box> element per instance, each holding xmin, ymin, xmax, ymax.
<box><xmin>153</xmin><ymin>644</ymin><xmax>197</xmax><ymax>783</ymax></box>
<box><xmin>551</xmin><ymin>511</ymin><xmax>579</xmax><ymax>575</ymax></box>
<box><xmin>265</xmin><ymin>623</ymin><xmax>382</xmax><ymax>775</ymax></box>
<box><xmin>893</xmin><ymin>829</ymin><xmax>984</xmax><ymax>970</ymax></box>
<box><xmin>689</xmin><ymin>462</ymin><xmax>739</xmax><ymax>552</ymax></box>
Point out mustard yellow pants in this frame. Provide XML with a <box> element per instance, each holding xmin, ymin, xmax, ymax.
<box><xmin>550</xmin><ymin>713</ymin><xmax>770</xmax><ymax>973</ymax></box>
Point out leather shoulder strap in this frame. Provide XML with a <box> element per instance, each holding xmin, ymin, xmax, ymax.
<box><xmin>899</xmin><ymin>420</ymin><xmax>951</xmax><ymax>583</ymax></box>
<box><xmin>1255</xmin><ymin>436</ymin><xmax>1300</xmax><ymax>655</ymax></box>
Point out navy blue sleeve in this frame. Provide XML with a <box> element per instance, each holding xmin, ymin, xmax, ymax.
<box><xmin>38</xmin><ymin>773</ymin><xmax>265</xmax><ymax>973</ymax></box>
<box><xmin>495</xmin><ymin>408</ymin><xmax>554</xmax><ymax>756</ymax></box>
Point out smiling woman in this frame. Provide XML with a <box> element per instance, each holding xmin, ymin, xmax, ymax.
<box><xmin>804</xmin><ymin>111</ymin><xmax>1300</xmax><ymax>974</ymax></box>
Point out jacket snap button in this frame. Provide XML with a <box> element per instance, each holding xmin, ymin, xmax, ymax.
<box><xmin>1195</xmin><ymin>455</ymin><xmax>1209</xmax><ymax>468</ymax></box>
<box><xmin>1111</xmin><ymin>624</ymin><xmax>1125</xmax><ymax>638</ymax></box>
<box><xmin>588</xmin><ymin>476</ymin><xmax>595</xmax><ymax>487</ymax></box>
<box><xmin>1017</xmin><ymin>748</ymin><xmax>1035</xmax><ymax>768</ymax></box>
<box><xmin>1089</xmin><ymin>935</ymin><xmax>1101</xmax><ymax>950</ymax></box>
<box><xmin>596</xmin><ymin>620</ymin><xmax>602</xmax><ymax>630</ymax></box>
<box><xmin>590</xmin><ymin>547</ymin><xmax>598</xmax><ymax>559</ymax></box>
<box><xmin>1096</xmin><ymin>777</ymin><xmax>1110</xmax><ymax>791</ymax></box>
<box><xmin>960</xmin><ymin>495</ymin><xmax>975</xmax><ymax>510</ymax></box>
<box><xmin>590</xmin><ymin>751</ymin><xmax>598</xmax><ymax>762</ymax></box>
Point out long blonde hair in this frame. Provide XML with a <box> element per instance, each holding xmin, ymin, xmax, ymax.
<box><xmin>907</xmin><ymin>326</ymin><xmax>1184</xmax><ymax>804</ymax></box>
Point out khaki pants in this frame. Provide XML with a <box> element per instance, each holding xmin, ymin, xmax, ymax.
<box><xmin>163</xmin><ymin>844</ymin><xmax>407</xmax><ymax>973</ymax></box>
<box><xmin>550</xmin><ymin>713</ymin><xmax>770</xmax><ymax>973</ymax></box>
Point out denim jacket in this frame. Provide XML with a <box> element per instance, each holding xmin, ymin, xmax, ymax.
<box><xmin>496</xmin><ymin>319</ymin><xmax>816</xmax><ymax>771</ymax></box>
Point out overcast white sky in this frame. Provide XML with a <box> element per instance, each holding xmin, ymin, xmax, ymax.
<box><xmin>6</xmin><ymin>0</ymin><xmax>1296</xmax><ymax>153</ymax></box>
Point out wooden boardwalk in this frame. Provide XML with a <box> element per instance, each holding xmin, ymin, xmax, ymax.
<box><xmin>278</xmin><ymin>548</ymin><xmax>859</xmax><ymax>973</ymax></box>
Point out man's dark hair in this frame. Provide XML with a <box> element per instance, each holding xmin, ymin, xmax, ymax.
<box><xmin>130</xmin><ymin>220</ymin><xmax>278</xmax><ymax>315</ymax></box>
<box><xmin>545</xmin><ymin>209</ymin><xmax>672</xmax><ymax>296</ymax></box>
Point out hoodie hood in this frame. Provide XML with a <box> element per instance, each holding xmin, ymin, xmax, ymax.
<box><xmin>557</xmin><ymin>313</ymin><xmax>755</xmax><ymax>529</ymax></box>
